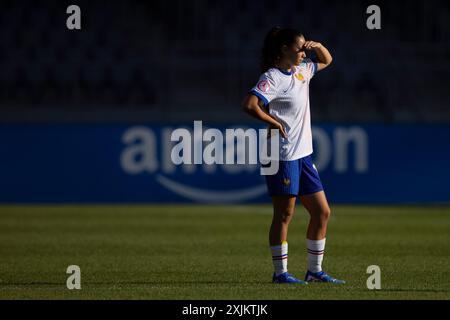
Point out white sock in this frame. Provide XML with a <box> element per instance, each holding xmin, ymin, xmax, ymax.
<box><xmin>271</xmin><ymin>241</ymin><xmax>288</xmax><ymax>276</ymax></box>
<box><xmin>307</xmin><ymin>238</ymin><xmax>326</xmax><ymax>273</ymax></box>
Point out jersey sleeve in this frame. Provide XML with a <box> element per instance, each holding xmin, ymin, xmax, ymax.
<box><xmin>302</xmin><ymin>58</ymin><xmax>318</xmax><ymax>80</ymax></box>
<box><xmin>249</xmin><ymin>72</ymin><xmax>278</xmax><ymax>106</ymax></box>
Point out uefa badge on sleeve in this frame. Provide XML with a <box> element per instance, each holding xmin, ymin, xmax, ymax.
<box><xmin>257</xmin><ymin>79</ymin><xmax>270</xmax><ymax>93</ymax></box>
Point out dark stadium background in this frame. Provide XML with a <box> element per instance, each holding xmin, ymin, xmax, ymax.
<box><xmin>1</xmin><ymin>0</ymin><xmax>449</xmax><ymax>123</ymax></box>
<box><xmin>0</xmin><ymin>0</ymin><xmax>449</xmax><ymax>300</ymax></box>
<box><xmin>1</xmin><ymin>0</ymin><xmax>449</xmax><ymax>204</ymax></box>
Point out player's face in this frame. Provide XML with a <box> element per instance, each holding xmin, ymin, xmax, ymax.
<box><xmin>288</xmin><ymin>36</ymin><xmax>307</xmax><ymax>66</ymax></box>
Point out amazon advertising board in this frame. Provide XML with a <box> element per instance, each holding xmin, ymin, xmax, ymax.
<box><xmin>1</xmin><ymin>123</ymin><xmax>449</xmax><ymax>204</ymax></box>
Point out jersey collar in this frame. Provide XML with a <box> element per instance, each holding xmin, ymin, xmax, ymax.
<box><xmin>277</xmin><ymin>68</ymin><xmax>293</xmax><ymax>76</ymax></box>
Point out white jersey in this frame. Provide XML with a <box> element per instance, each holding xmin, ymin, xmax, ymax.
<box><xmin>250</xmin><ymin>58</ymin><xmax>318</xmax><ymax>161</ymax></box>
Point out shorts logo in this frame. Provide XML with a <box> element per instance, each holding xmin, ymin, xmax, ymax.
<box><xmin>283</xmin><ymin>178</ymin><xmax>291</xmax><ymax>186</ymax></box>
<box><xmin>257</xmin><ymin>79</ymin><xmax>270</xmax><ymax>93</ymax></box>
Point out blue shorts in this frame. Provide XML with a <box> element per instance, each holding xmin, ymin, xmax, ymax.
<box><xmin>264</xmin><ymin>155</ymin><xmax>324</xmax><ymax>197</ymax></box>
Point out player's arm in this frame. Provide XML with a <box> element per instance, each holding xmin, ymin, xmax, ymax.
<box><xmin>304</xmin><ymin>41</ymin><xmax>333</xmax><ymax>72</ymax></box>
<box><xmin>241</xmin><ymin>94</ymin><xmax>287</xmax><ymax>138</ymax></box>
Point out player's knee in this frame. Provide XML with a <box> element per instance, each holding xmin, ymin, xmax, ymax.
<box><xmin>312</xmin><ymin>207</ymin><xmax>331</xmax><ymax>225</ymax></box>
<box><xmin>281</xmin><ymin>212</ymin><xmax>293</xmax><ymax>224</ymax></box>
<box><xmin>319</xmin><ymin>207</ymin><xmax>331</xmax><ymax>223</ymax></box>
<box><xmin>275</xmin><ymin>207</ymin><xmax>295</xmax><ymax>224</ymax></box>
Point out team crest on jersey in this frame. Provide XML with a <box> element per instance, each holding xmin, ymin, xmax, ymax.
<box><xmin>295</xmin><ymin>73</ymin><xmax>304</xmax><ymax>81</ymax></box>
<box><xmin>283</xmin><ymin>178</ymin><xmax>291</xmax><ymax>186</ymax></box>
<box><xmin>257</xmin><ymin>79</ymin><xmax>270</xmax><ymax>92</ymax></box>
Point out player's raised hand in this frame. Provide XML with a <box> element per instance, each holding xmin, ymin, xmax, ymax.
<box><xmin>303</xmin><ymin>40</ymin><xmax>333</xmax><ymax>72</ymax></box>
<box><xmin>304</xmin><ymin>41</ymin><xmax>322</xmax><ymax>50</ymax></box>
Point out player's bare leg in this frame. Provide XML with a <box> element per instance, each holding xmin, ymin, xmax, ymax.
<box><xmin>300</xmin><ymin>191</ymin><xmax>330</xmax><ymax>240</ymax></box>
<box><xmin>269</xmin><ymin>195</ymin><xmax>296</xmax><ymax>245</ymax></box>
<box><xmin>269</xmin><ymin>195</ymin><xmax>306</xmax><ymax>284</ymax></box>
<box><xmin>300</xmin><ymin>191</ymin><xmax>345</xmax><ymax>284</ymax></box>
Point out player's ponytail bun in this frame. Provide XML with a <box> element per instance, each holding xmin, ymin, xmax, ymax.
<box><xmin>260</xmin><ymin>26</ymin><xmax>304</xmax><ymax>73</ymax></box>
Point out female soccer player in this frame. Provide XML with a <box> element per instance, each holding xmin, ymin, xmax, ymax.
<box><xmin>242</xmin><ymin>27</ymin><xmax>345</xmax><ymax>284</ymax></box>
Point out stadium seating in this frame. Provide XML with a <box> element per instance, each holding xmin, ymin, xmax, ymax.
<box><xmin>0</xmin><ymin>0</ymin><xmax>449</xmax><ymax>122</ymax></box>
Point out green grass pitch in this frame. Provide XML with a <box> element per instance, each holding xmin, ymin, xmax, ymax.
<box><xmin>0</xmin><ymin>204</ymin><xmax>449</xmax><ymax>299</ymax></box>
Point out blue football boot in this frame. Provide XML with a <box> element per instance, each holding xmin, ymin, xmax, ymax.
<box><xmin>272</xmin><ymin>272</ymin><xmax>308</xmax><ymax>284</ymax></box>
<box><xmin>305</xmin><ymin>270</ymin><xmax>346</xmax><ymax>284</ymax></box>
